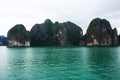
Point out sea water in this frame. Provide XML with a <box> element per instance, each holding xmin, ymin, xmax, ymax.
<box><xmin>0</xmin><ymin>46</ymin><xmax>120</xmax><ymax>80</ymax></box>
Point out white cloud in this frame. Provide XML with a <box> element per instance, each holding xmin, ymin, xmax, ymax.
<box><xmin>0</xmin><ymin>0</ymin><xmax>120</xmax><ymax>36</ymax></box>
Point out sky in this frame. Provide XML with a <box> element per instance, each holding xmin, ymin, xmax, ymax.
<box><xmin>0</xmin><ymin>0</ymin><xmax>120</xmax><ymax>36</ymax></box>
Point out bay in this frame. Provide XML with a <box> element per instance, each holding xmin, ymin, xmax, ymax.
<box><xmin>0</xmin><ymin>46</ymin><xmax>120</xmax><ymax>80</ymax></box>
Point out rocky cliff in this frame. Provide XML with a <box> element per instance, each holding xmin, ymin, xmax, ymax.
<box><xmin>7</xmin><ymin>24</ymin><xmax>30</xmax><ymax>47</ymax></box>
<box><xmin>118</xmin><ymin>35</ymin><xmax>120</xmax><ymax>45</ymax></box>
<box><xmin>30</xmin><ymin>19</ymin><xmax>83</xmax><ymax>46</ymax></box>
<box><xmin>0</xmin><ymin>36</ymin><xmax>7</xmax><ymax>46</ymax></box>
<box><xmin>53</xmin><ymin>21</ymin><xmax>83</xmax><ymax>46</ymax></box>
<box><xmin>84</xmin><ymin>18</ymin><xmax>118</xmax><ymax>46</ymax></box>
<box><xmin>7</xmin><ymin>18</ymin><xmax>119</xmax><ymax>47</ymax></box>
<box><xmin>30</xmin><ymin>19</ymin><xmax>54</xmax><ymax>46</ymax></box>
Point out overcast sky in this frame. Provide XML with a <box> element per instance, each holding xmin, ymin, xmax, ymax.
<box><xmin>0</xmin><ymin>0</ymin><xmax>120</xmax><ymax>36</ymax></box>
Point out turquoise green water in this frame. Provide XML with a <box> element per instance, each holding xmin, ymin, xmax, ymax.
<box><xmin>0</xmin><ymin>47</ymin><xmax>120</xmax><ymax>80</ymax></box>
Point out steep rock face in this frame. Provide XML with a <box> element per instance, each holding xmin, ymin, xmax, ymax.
<box><xmin>118</xmin><ymin>35</ymin><xmax>120</xmax><ymax>45</ymax></box>
<box><xmin>112</xmin><ymin>28</ymin><xmax>118</xmax><ymax>45</ymax></box>
<box><xmin>85</xmin><ymin>18</ymin><xmax>118</xmax><ymax>46</ymax></box>
<box><xmin>0</xmin><ymin>36</ymin><xmax>7</xmax><ymax>46</ymax></box>
<box><xmin>30</xmin><ymin>19</ymin><xmax>54</xmax><ymax>46</ymax></box>
<box><xmin>7</xmin><ymin>24</ymin><xmax>30</xmax><ymax>47</ymax></box>
<box><xmin>52</xmin><ymin>22</ymin><xmax>67</xmax><ymax>46</ymax></box>
<box><xmin>63</xmin><ymin>21</ymin><xmax>83</xmax><ymax>46</ymax></box>
<box><xmin>30</xmin><ymin>19</ymin><xmax>83</xmax><ymax>46</ymax></box>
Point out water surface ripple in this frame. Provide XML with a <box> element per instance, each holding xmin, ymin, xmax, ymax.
<box><xmin>0</xmin><ymin>47</ymin><xmax>120</xmax><ymax>80</ymax></box>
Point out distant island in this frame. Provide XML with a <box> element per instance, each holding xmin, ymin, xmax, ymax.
<box><xmin>0</xmin><ymin>36</ymin><xmax>7</xmax><ymax>46</ymax></box>
<box><xmin>1</xmin><ymin>18</ymin><xmax>120</xmax><ymax>47</ymax></box>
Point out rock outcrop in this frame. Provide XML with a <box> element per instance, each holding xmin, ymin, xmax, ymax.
<box><xmin>53</xmin><ymin>21</ymin><xmax>83</xmax><ymax>46</ymax></box>
<box><xmin>7</xmin><ymin>24</ymin><xmax>30</xmax><ymax>47</ymax></box>
<box><xmin>30</xmin><ymin>19</ymin><xmax>83</xmax><ymax>46</ymax></box>
<box><xmin>30</xmin><ymin>19</ymin><xmax>54</xmax><ymax>46</ymax></box>
<box><xmin>118</xmin><ymin>35</ymin><xmax>120</xmax><ymax>45</ymax></box>
<box><xmin>84</xmin><ymin>18</ymin><xmax>118</xmax><ymax>46</ymax></box>
<box><xmin>7</xmin><ymin>18</ymin><xmax>119</xmax><ymax>47</ymax></box>
<box><xmin>0</xmin><ymin>36</ymin><xmax>7</xmax><ymax>46</ymax></box>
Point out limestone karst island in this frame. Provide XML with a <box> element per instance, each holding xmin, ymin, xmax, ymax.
<box><xmin>0</xmin><ymin>18</ymin><xmax>120</xmax><ymax>47</ymax></box>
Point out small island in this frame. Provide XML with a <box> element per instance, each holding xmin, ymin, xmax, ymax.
<box><xmin>1</xmin><ymin>18</ymin><xmax>120</xmax><ymax>47</ymax></box>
